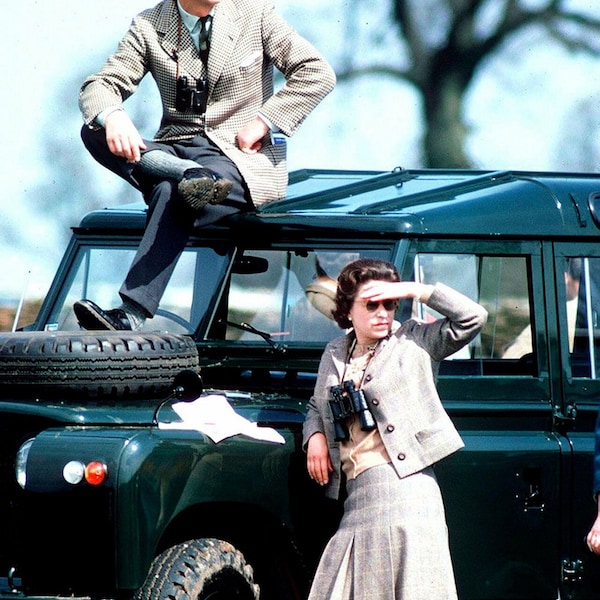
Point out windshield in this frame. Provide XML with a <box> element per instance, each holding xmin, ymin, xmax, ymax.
<box><xmin>40</xmin><ymin>243</ymin><xmax>231</xmax><ymax>335</ymax></box>
<box><xmin>39</xmin><ymin>240</ymin><xmax>391</xmax><ymax>345</ymax></box>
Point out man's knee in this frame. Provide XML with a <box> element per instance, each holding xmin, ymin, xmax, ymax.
<box><xmin>81</xmin><ymin>125</ymin><xmax>105</xmax><ymax>157</ymax></box>
<box><xmin>81</xmin><ymin>124</ymin><xmax>138</xmax><ymax>185</ymax></box>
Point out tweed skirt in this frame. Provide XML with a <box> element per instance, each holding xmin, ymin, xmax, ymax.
<box><xmin>307</xmin><ymin>463</ymin><xmax>458</xmax><ymax>600</ymax></box>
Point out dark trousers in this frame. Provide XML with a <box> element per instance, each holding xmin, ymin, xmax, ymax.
<box><xmin>81</xmin><ymin>126</ymin><xmax>250</xmax><ymax>317</ymax></box>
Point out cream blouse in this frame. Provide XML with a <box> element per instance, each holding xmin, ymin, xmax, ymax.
<box><xmin>339</xmin><ymin>345</ymin><xmax>391</xmax><ymax>480</ymax></box>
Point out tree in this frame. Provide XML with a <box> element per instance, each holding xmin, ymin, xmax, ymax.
<box><xmin>559</xmin><ymin>94</ymin><xmax>600</xmax><ymax>171</ymax></box>
<box><xmin>335</xmin><ymin>1</ymin><xmax>600</xmax><ymax>168</ymax></box>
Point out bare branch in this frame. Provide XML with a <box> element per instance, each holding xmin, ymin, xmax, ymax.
<box><xmin>391</xmin><ymin>0</ymin><xmax>427</xmax><ymax>77</ymax></box>
<box><xmin>546</xmin><ymin>10</ymin><xmax>600</xmax><ymax>55</ymax></box>
<box><xmin>335</xmin><ymin>64</ymin><xmax>413</xmax><ymax>85</ymax></box>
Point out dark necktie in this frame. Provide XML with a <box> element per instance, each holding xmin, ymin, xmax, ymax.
<box><xmin>199</xmin><ymin>16</ymin><xmax>211</xmax><ymax>65</ymax></box>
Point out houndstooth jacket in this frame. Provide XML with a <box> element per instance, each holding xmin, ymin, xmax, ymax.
<box><xmin>79</xmin><ymin>0</ymin><xmax>336</xmax><ymax>206</ymax></box>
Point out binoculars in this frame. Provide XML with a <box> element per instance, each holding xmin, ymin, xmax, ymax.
<box><xmin>328</xmin><ymin>379</ymin><xmax>376</xmax><ymax>442</ymax></box>
<box><xmin>175</xmin><ymin>76</ymin><xmax>208</xmax><ymax>114</ymax></box>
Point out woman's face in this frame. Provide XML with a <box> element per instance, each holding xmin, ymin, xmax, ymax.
<box><xmin>347</xmin><ymin>281</ymin><xmax>396</xmax><ymax>345</ymax></box>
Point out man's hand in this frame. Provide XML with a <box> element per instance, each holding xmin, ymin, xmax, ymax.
<box><xmin>236</xmin><ymin>117</ymin><xmax>269</xmax><ymax>154</ymax></box>
<box><xmin>105</xmin><ymin>110</ymin><xmax>147</xmax><ymax>163</ymax></box>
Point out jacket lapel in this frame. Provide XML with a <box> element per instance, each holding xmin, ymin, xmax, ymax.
<box><xmin>158</xmin><ymin>1</ymin><xmax>182</xmax><ymax>63</ymax></box>
<box><xmin>208</xmin><ymin>0</ymin><xmax>241</xmax><ymax>86</ymax></box>
<box><xmin>158</xmin><ymin>0</ymin><xmax>206</xmax><ymax>80</ymax></box>
<box><xmin>328</xmin><ymin>335</ymin><xmax>352</xmax><ymax>383</ymax></box>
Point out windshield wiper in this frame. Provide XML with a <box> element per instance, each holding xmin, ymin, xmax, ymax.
<box><xmin>220</xmin><ymin>320</ymin><xmax>287</xmax><ymax>354</ymax></box>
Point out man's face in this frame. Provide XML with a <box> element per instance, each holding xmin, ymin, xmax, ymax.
<box><xmin>180</xmin><ymin>0</ymin><xmax>221</xmax><ymax>16</ymax></box>
<box><xmin>192</xmin><ymin>0</ymin><xmax>221</xmax><ymax>9</ymax></box>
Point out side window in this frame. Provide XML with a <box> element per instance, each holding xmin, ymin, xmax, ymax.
<box><xmin>566</xmin><ymin>256</ymin><xmax>600</xmax><ymax>378</ymax></box>
<box><xmin>414</xmin><ymin>253</ymin><xmax>533</xmax><ymax>373</ymax></box>
<box><xmin>221</xmin><ymin>249</ymin><xmax>389</xmax><ymax>344</ymax></box>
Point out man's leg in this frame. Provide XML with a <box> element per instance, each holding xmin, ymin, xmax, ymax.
<box><xmin>80</xmin><ymin>126</ymin><xmax>232</xmax><ymax>208</ymax></box>
<box><xmin>119</xmin><ymin>177</ymin><xmax>247</xmax><ymax>316</ymax></box>
<box><xmin>74</xmin><ymin>131</ymin><xmax>251</xmax><ymax>331</ymax></box>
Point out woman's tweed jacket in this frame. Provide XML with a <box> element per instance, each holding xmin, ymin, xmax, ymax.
<box><xmin>79</xmin><ymin>0</ymin><xmax>336</xmax><ymax>205</ymax></box>
<box><xmin>303</xmin><ymin>283</ymin><xmax>488</xmax><ymax>500</ymax></box>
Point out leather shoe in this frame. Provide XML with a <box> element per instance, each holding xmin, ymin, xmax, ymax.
<box><xmin>73</xmin><ymin>299</ymin><xmax>132</xmax><ymax>331</ymax></box>
<box><xmin>178</xmin><ymin>167</ymin><xmax>233</xmax><ymax>211</ymax></box>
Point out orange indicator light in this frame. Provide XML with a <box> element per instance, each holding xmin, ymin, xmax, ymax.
<box><xmin>84</xmin><ymin>461</ymin><xmax>108</xmax><ymax>486</ymax></box>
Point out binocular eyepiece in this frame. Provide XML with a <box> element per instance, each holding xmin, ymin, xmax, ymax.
<box><xmin>328</xmin><ymin>380</ymin><xmax>376</xmax><ymax>442</ymax></box>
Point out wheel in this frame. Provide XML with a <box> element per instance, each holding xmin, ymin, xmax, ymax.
<box><xmin>0</xmin><ymin>330</ymin><xmax>199</xmax><ymax>399</ymax></box>
<box><xmin>135</xmin><ymin>539</ymin><xmax>259</xmax><ymax>600</ymax></box>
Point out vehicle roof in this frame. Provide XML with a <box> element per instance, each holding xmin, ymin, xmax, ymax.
<box><xmin>76</xmin><ymin>167</ymin><xmax>600</xmax><ymax>238</ymax></box>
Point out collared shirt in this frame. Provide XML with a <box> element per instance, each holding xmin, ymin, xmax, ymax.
<box><xmin>176</xmin><ymin>1</ymin><xmax>276</xmax><ymax>133</ymax></box>
<box><xmin>177</xmin><ymin>1</ymin><xmax>213</xmax><ymax>52</ymax></box>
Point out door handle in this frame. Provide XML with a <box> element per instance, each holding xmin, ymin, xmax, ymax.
<box><xmin>522</xmin><ymin>467</ymin><xmax>545</xmax><ymax>512</ymax></box>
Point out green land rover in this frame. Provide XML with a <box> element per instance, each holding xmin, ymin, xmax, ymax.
<box><xmin>2</xmin><ymin>167</ymin><xmax>600</xmax><ymax>600</ymax></box>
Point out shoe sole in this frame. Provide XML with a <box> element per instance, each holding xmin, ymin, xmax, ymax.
<box><xmin>73</xmin><ymin>301</ymin><xmax>117</xmax><ymax>331</ymax></box>
<box><xmin>178</xmin><ymin>176</ymin><xmax>233</xmax><ymax>211</ymax></box>
<box><xmin>211</xmin><ymin>178</ymin><xmax>233</xmax><ymax>204</ymax></box>
<box><xmin>178</xmin><ymin>177</ymin><xmax>214</xmax><ymax>211</ymax></box>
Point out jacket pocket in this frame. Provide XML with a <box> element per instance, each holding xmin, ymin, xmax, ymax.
<box><xmin>239</xmin><ymin>51</ymin><xmax>262</xmax><ymax>74</ymax></box>
<box><xmin>415</xmin><ymin>418</ymin><xmax>464</xmax><ymax>462</ymax></box>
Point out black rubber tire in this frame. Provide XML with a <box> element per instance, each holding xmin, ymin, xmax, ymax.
<box><xmin>135</xmin><ymin>539</ymin><xmax>260</xmax><ymax>600</ymax></box>
<box><xmin>0</xmin><ymin>331</ymin><xmax>199</xmax><ymax>399</ymax></box>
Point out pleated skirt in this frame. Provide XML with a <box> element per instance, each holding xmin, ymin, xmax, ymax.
<box><xmin>307</xmin><ymin>463</ymin><xmax>458</xmax><ymax>600</ymax></box>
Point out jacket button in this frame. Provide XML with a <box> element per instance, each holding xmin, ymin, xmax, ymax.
<box><xmin>397</xmin><ymin>453</ymin><xmax>406</xmax><ymax>461</ymax></box>
<box><xmin>365</xmin><ymin>374</ymin><xmax>372</xmax><ymax>382</ymax></box>
<box><xmin>372</xmin><ymin>398</ymin><xmax>379</xmax><ymax>406</ymax></box>
<box><xmin>386</xmin><ymin>424</ymin><xmax>395</xmax><ymax>433</ymax></box>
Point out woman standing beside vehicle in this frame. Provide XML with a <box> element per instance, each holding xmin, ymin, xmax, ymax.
<box><xmin>303</xmin><ymin>258</ymin><xmax>487</xmax><ymax>600</ymax></box>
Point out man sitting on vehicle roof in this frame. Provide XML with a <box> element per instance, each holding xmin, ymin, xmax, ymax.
<box><xmin>73</xmin><ymin>0</ymin><xmax>335</xmax><ymax>331</ymax></box>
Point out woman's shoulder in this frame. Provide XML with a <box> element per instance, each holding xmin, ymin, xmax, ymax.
<box><xmin>324</xmin><ymin>332</ymin><xmax>351</xmax><ymax>352</ymax></box>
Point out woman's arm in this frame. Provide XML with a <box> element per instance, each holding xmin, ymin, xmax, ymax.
<box><xmin>361</xmin><ymin>280</ymin><xmax>487</xmax><ymax>361</ymax></box>
<box><xmin>306</xmin><ymin>432</ymin><xmax>333</xmax><ymax>486</ymax></box>
<box><xmin>358</xmin><ymin>280</ymin><xmax>434</xmax><ymax>304</ymax></box>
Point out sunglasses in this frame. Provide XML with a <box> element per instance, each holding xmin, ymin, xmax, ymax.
<box><xmin>363</xmin><ymin>299</ymin><xmax>398</xmax><ymax>312</ymax></box>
